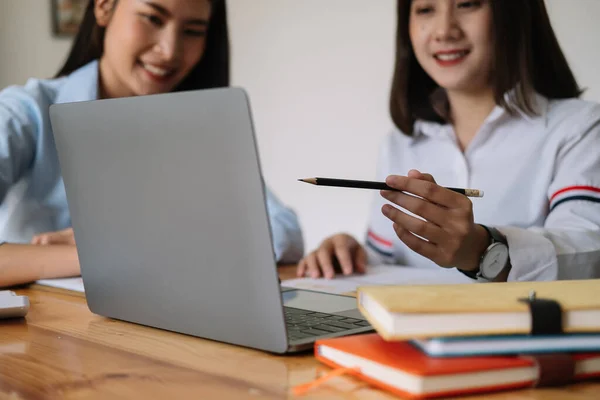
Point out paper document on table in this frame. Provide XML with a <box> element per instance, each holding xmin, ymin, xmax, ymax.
<box><xmin>281</xmin><ymin>265</ymin><xmax>474</xmax><ymax>294</ymax></box>
<box><xmin>36</xmin><ymin>277</ymin><xmax>85</xmax><ymax>293</ymax></box>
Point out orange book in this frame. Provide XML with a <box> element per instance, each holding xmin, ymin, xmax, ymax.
<box><xmin>314</xmin><ymin>333</ymin><xmax>600</xmax><ymax>399</ymax></box>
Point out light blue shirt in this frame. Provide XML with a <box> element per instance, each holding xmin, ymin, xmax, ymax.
<box><xmin>0</xmin><ymin>60</ymin><xmax>304</xmax><ymax>263</ymax></box>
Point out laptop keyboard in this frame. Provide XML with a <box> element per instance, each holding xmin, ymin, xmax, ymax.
<box><xmin>284</xmin><ymin>306</ymin><xmax>371</xmax><ymax>342</ymax></box>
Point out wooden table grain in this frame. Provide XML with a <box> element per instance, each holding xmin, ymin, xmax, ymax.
<box><xmin>1</xmin><ymin>266</ymin><xmax>598</xmax><ymax>400</ymax></box>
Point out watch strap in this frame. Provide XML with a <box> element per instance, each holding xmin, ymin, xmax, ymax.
<box><xmin>478</xmin><ymin>225</ymin><xmax>510</xmax><ymax>281</ymax></box>
<box><xmin>456</xmin><ymin>225</ymin><xmax>492</xmax><ymax>279</ymax></box>
<box><xmin>457</xmin><ymin>225</ymin><xmax>509</xmax><ymax>280</ymax></box>
<box><xmin>482</xmin><ymin>225</ymin><xmax>507</xmax><ymax>245</ymax></box>
<box><xmin>457</xmin><ymin>266</ymin><xmax>478</xmax><ymax>279</ymax></box>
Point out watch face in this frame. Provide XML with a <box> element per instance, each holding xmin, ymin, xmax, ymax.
<box><xmin>481</xmin><ymin>243</ymin><xmax>509</xmax><ymax>278</ymax></box>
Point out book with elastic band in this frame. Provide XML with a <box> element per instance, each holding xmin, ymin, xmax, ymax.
<box><xmin>356</xmin><ymin>279</ymin><xmax>600</xmax><ymax>340</ymax></box>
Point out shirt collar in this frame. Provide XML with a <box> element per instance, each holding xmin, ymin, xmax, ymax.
<box><xmin>55</xmin><ymin>60</ymin><xmax>99</xmax><ymax>104</ymax></box>
<box><xmin>409</xmin><ymin>90</ymin><xmax>549</xmax><ymax>143</ymax></box>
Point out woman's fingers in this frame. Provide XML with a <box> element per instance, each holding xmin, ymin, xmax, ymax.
<box><xmin>354</xmin><ymin>245</ymin><xmax>367</xmax><ymax>274</ymax></box>
<box><xmin>316</xmin><ymin>246</ymin><xmax>337</xmax><ymax>279</ymax></box>
<box><xmin>391</xmin><ymin>223</ymin><xmax>440</xmax><ymax>262</ymax></box>
<box><xmin>380</xmin><ymin>190</ymin><xmax>446</xmax><ymax>227</ymax></box>
<box><xmin>332</xmin><ymin>235</ymin><xmax>355</xmax><ymax>275</ymax></box>
<box><xmin>385</xmin><ymin>174</ymin><xmax>466</xmax><ymax>208</ymax></box>
<box><xmin>296</xmin><ymin>234</ymin><xmax>366</xmax><ymax>279</ymax></box>
<box><xmin>381</xmin><ymin>204</ymin><xmax>444</xmax><ymax>243</ymax></box>
<box><xmin>407</xmin><ymin>169</ymin><xmax>436</xmax><ymax>183</ymax></box>
<box><xmin>31</xmin><ymin>228</ymin><xmax>76</xmax><ymax>246</ymax></box>
<box><xmin>300</xmin><ymin>252</ymin><xmax>322</xmax><ymax>278</ymax></box>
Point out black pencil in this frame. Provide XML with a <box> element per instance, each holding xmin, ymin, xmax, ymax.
<box><xmin>298</xmin><ymin>177</ymin><xmax>484</xmax><ymax>198</ymax></box>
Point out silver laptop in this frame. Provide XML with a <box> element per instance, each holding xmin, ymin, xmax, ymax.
<box><xmin>49</xmin><ymin>87</ymin><xmax>371</xmax><ymax>353</ymax></box>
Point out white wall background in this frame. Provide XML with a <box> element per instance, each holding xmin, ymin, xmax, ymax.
<box><xmin>0</xmin><ymin>0</ymin><xmax>599</xmax><ymax>252</ymax></box>
<box><xmin>228</xmin><ymin>0</ymin><xmax>395</xmax><ymax>253</ymax></box>
<box><xmin>0</xmin><ymin>0</ymin><xmax>72</xmax><ymax>88</ymax></box>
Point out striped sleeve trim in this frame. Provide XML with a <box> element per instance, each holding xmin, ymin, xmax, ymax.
<box><xmin>366</xmin><ymin>229</ymin><xmax>394</xmax><ymax>258</ymax></box>
<box><xmin>549</xmin><ymin>186</ymin><xmax>600</xmax><ymax>212</ymax></box>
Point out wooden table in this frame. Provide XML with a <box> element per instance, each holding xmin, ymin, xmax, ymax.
<box><xmin>1</xmin><ymin>266</ymin><xmax>599</xmax><ymax>400</ymax></box>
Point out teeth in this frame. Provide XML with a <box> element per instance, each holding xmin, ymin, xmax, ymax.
<box><xmin>436</xmin><ymin>51</ymin><xmax>468</xmax><ymax>61</ymax></box>
<box><xmin>142</xmin><ymin>63</ymin><xmax>171</xmax><ymax>77</ymax></box>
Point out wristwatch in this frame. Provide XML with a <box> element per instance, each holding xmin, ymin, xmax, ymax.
<box><xmin>459</xmin><ymin>225</ymin><xmax>511</xmax><ymax>282</ymax></box>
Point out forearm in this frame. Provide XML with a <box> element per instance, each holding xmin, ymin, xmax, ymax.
<box><xmin>0</xmin><ymin>244</ymin><xmax>80</xmax><ymax>287</ymax></box>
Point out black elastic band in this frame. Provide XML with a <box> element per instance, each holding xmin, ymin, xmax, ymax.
<box><xmin>519</xmin><ymin>295</ymin><xmax>563</xmax><ymax>335</ymax></box>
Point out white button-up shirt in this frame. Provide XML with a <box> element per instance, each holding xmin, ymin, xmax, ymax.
<box><xmin>365</xmin><ymin>94</ymin><xmax>600</xmax><ymax>281</ymax></box>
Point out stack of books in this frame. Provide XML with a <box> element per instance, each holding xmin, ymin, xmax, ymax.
<box><xmin>313</xmin><ymin>279</ymin><xmax>600</xmax><ymax>398</ymax></box>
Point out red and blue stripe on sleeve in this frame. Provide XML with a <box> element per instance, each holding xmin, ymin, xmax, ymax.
<box><xmin>366</xmin><ymin>229</ymin><xmax>394</xmax><ymax>258</ymax></box>
<box><xmin>550</xmin><ymin>186</ymin><xmax>600</xmax><ymax>212</ymax></box>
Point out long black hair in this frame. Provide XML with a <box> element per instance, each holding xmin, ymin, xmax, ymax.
<box><xmin>390</xmin><ymin>0</ymin><xmax>581</xmax><ymax>135</ymax></box>
<box><xmin>55</xmin><ymin>0</ymin><xmax>229</xmax><ymax>90</ymax></box>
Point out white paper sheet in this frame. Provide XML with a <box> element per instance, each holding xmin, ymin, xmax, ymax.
<box><xmin>36</xmin><ymin>277</ymin><xmax>85</xmax><ymax>293</ymax></box>
<box><xmin>281</xmin><ymin>265</ymin><xmax>474</xmax><ymax>294</ymax></box>
<box><xmin>34</xmin><ymin>266</ymin><xmax>474</xmax><ymax>295</ymax></box>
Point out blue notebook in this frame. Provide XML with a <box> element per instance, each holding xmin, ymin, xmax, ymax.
<box><xmin>411</xmin><ymin>333</ymin><xmax>600</xmax><ymax>357</ymax></box>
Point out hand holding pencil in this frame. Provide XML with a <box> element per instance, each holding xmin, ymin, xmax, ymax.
<box><xmin>378</xmin><ymin>170</ymin><xmax>490</xmax><ymax>272</ymax></box>
<box><xmin>297</xmin><ymin>170</ymin><xmax>491</xmax><ymax>278</ymax></box>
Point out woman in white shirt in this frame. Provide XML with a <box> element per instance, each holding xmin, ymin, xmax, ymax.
<box><xmin>298</xmin><ymin>0</ymin><xmax>600</xmax><ymax>282</ymax></box>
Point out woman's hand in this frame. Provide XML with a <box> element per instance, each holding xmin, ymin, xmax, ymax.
<box><xmin>296</xmin><ymin>233</ymin><xmax>367</xmax><ymax>279</ymax></box>
<box><xmin>380</xmin><ymin>170</ymin><xmax>489</xmax><ymax>271</ymax></box>
<box><xmin>31</xmin><ymin>228</ymin><xmax>76</xmax><ymax>246</ymax></box>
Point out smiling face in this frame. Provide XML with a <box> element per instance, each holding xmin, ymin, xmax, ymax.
<box><xmin>408</xmin><ymin>0</ymin><xmax>494</xmax><ymax>96</ymax></box>
<box><xmin>95</xmin><ymin>0</ymin><xmax>211</xmax><ymax>98</ymax></box>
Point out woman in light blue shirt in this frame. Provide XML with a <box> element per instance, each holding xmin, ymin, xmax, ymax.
<box><xmin>0</xmin><ymin>0</ymin><xmax>303</xmax><ymax>286</ymax></box>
